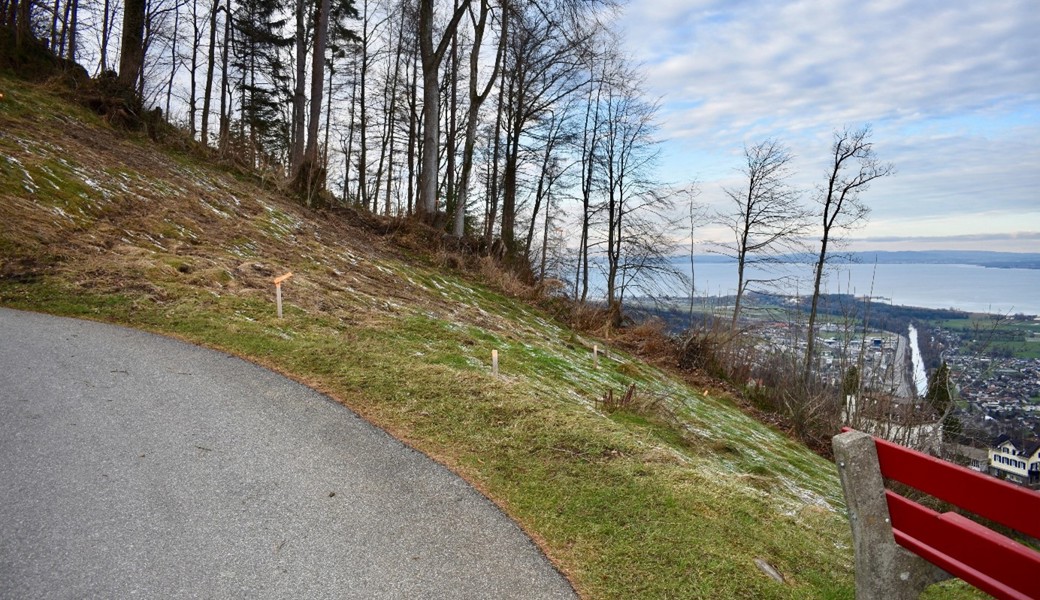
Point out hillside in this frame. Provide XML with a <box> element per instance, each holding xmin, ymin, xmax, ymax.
<box><xmin>0</xmin><ymin>74</ymin><xmax>976</xmax><ymax>599</ymax></box>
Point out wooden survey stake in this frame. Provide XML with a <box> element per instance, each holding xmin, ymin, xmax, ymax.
<box><xmin>273</xmin><ymin>272</ymin><xmax>293</xmax><ymax>318</ymax></box>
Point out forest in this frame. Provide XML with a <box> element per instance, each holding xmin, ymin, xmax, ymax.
<box><xmin>2</xmin><ymin>0</ymin><xmax>905</xmax><ymax>444</ymax></box>
<box><xmin>1</xmin><ymin>0</ymin><xmax>893</xmax><ymax>335</ymax></box>
<box><xmin>3</xmin><ymin>0</ymin><xmax>693</xmax><ymax>310</ymax></box>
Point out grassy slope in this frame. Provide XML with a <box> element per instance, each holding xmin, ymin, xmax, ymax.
<box><xmin>0</xmin><ymin>74</ymin><xmax>978</xmax><ymax>599</ymax></box>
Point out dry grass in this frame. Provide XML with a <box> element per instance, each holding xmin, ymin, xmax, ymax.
<box><xmin>0</xmin><ymin>73</ymin><xmax>992</xmax><ymax>600</ymax></box>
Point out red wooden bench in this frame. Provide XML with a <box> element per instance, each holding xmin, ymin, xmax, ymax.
<box><xmin>832</xmin><ymin>428</ymin><xmax>1040</xmax><ymax>600</ymax></box>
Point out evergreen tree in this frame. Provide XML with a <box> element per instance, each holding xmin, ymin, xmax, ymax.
<box><xmin>926</xmin><ymin>360</ymin><xmax>959</xmax><ymax>442</ymax></box>
<box><xmin>842</xmin><ymin>365</ymin><xmax>860</xmax><ymax>398</ymax></box>
<box><xmin>231</xmin><ymin>0</ymin><xmax>292</xmax><ymax>163</ymax></box>
<box><xmin>925</xmin><ymin>360</ymin><xmax>954</xmax><ymax>415</ymax></box>
<box><xmin>942</xmin><ymin>414</ymin><xmax>962</xmax><ymax>443</ymax></box>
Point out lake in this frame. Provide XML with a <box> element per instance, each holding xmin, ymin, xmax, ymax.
<box><xmin>677</xmin><ymin>260</ymin><xmax>1040</xmax><ymax>316</ymax></box>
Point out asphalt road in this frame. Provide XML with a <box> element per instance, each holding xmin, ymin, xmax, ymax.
<box><xmin>0</xmin><ymin>308</ymin><xmax>576</xmax><ymax>599</ymax></box>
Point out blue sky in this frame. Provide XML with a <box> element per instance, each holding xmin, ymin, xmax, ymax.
<box><xmin>617</xmin><ymin>0</ymin><xmax>1040</xmax><ymax>252</ymax></box>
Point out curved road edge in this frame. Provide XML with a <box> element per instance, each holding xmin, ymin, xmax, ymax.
<box><xmin>0</xmin><ymin>307</ymin><xmax>576</xmax><ymax>599</ymax></box>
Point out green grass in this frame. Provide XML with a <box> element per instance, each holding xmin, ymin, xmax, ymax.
<box><xmin>0</xmin><ymin>71</ymin><xmax>991</xmax><ymax>599</ymax></box>
<box><xmin>1</xmin><ymin>278</ymin><xmax>988</xmax><ymax>600</ymax></box>
<box><xmin>0</xmin><ymin>278</ymin><xmax>860</xmax><ymax>599</ymax></box>
<box><xmin>933</xmin><ymin>315</ymin><xmax>1040</xmax><ymax>359</ymax></box>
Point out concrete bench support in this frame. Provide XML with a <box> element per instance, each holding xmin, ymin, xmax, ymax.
<box><xmin>832</xmin><ymin>430</ymin><xmax>950</xmax><ymax>599</ymax></box>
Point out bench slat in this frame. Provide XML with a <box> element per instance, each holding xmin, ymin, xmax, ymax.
<box><xmin>887</xmin><ymin>491</ymin><xmax>1040</xmax><ymax>600</ymax></box>
<box><xmin>864</xmin><ymin>431</ymin><xmax>1040</xmax><ymax>539</ymax></box>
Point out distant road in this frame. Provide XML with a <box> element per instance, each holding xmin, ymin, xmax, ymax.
<box><xmin>0</xmin><ymin>308</ymin><xmax>575</xmax><ymax>599</ymax></box>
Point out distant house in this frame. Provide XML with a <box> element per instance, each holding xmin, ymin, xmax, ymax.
<box><xmin>946</xmin><ymin>443</ymin><xmax>989</xmax><ymax>472</ymax></box>
<box><xmin>988</xmin><ymin>435</ymin><xmax>1040</xmax><ymax>488</ymax></box>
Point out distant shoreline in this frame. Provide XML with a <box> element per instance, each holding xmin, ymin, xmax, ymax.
<box><xmin>632</xmin><ymin>257</ymin><xmax>1040</xmax><ymax>316</ymax></box>
<box><xmin>683</xmin><ymin>250</ymin><xmax>1040</xmax><ymax>271</ymax></box>
<box><xmin>629</xmin><ymin>293</ymin><xmax>1039</xmax><ymax>322</ymax></box>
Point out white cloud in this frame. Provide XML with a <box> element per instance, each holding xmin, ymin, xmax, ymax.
<box><xmin>617</xmin><ymin>0</ymin><xmax>1040</xmax><ymax>247</ymax></box>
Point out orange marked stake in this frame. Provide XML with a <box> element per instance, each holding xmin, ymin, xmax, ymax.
<box><xmin>273</xmin><ymin>272</ymin><xmax>293</xmax><ymax>318</ymax></box>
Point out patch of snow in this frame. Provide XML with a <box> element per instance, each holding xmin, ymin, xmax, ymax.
<box><xmin>199</xmin><ymin>197</ymin><xmax>230</xmax><ymax>218</ymax></box>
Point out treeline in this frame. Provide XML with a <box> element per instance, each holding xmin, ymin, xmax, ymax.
<box><xmin>2</xmin><ymin>0</ymin><xmax>696</xmax><ymax>323</ymax></box>
<box><xmin>4</xmin><ymin>0</ymin><xmax>908</xmax><ymax>444</ymax></box>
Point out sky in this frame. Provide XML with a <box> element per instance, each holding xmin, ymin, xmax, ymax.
<box><xmin>617</xmin><ymin>0</ymin><xmax>1040</xmax><ymax>252</ymax></box>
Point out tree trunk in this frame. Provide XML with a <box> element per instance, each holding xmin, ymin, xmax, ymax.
<box><xmin>344</xmin><ymin>61</ymin><xmax>358</xmax><ymax>204</ymax></box>
<box><xmin>289</xmin><ymin>0</ymin><xmax>306</xmax><ymax>170</ymax></box>
<box><xmin>200</xmin><ymin>0</ymin><xmax>218</xmax><ymax>145</ymax></box>
<box><xmin>247</xmin><ymin>30</ymin><xmax>258</xmax><ymax>167</ymax></box>
<box><xmin>164</xmin><ymin>5</ymin><xmax>179</xmax><ymax>117</ymax></box>
<box><xmin>383</xmin><ymin>12</ymin><xmax>404</xmax><ymax>216</ymax></box>
<box><xmin>576</xmin><ymin>73</ymin><xmax>603</xmax><ymax>303</ymax></box>
<box><xmin>443</xmin><ymin>0</ymin><xmax>459</xmax><ymax>230</ymax></box>
<box><xmin>118</xmin><ymin>0</ymin><xmax>147</xmax><ymax>91</ymax></box>
<box><xmin>187</xmin><ymin>0</ymin><xmax>200</xmax><ymax>139</ymax></box>
<box><xmin>98</xmin><ymin>0</ymin><xmax>112</xmax><ymax>73</ymax></box>
<box><xmin>454</xmin><ymin>0</ymin><xmax>505</xmax><ymax>238</ymax></box>
<box><xmin>296</xmin><ymin>0</ymin><xmax>330</xmax><ymax>204</ymax></box>
<box><xmin>50</xmin><ymin>0</ymin><xmax>60</xmax><ymax>54</ymax></box>
<box><xmin>218</xmin><ymin>0</ymin><xmax>231</xmax><ymax>153</ymax></box>
<box><xmin>66</xmin><ymin>0</ymin><xmax>77</xmax><ymax>61</ymax></box>
<box><xmin>525</xmin><ymin>128</ymin><xmax>559</xmax><ymax>261</ymax></box>
<box><xmin>373</xmin><ymin>44</ymin><xmax>394</xmax><ymax>214</ymax></box>
<box><xmin>323</xmin><ymin>60</ymin><xmax>334</xmax><ymax>175</ymax></box>
<box><xmin>418</xmin><ymin>51</ymin><xmax>438</xmax><ymax>219</ymax></box>
<box><xmin>357</xmin><ymin>0</ymin><xmax>369</xmax><ymax>210</ymax></box>
<box><xmin>483</xmin><ymin>58</ymin><xmax>506</xmax><ymax>248</ymax></box>
<box><xmin>804</xmin><ymin>234</ymin><xmax>829</xmax><ymax>379</ymax></box>
<box><xmin>417</xmin><ymin>0</ymin><xmax>471</xmax><ymax>221</ymax></box>
<box><xmin>406</xmin><ymin>51</ymin><xmax>417</xmax><ymax>216</ymax></box>
<box><xmin>14</xmin><ymin>0</ymin><xmax>30</xmax><ymax>49</ymax></box>
<box><xmin>500</xmin><ymin>93</ymin><xmax>523</xmax><ymax>264</ymax></box>
<box><xmin>58</xmin><ymin>0</ymin><xmax>70</xmax><ymax>56</ymax></box>
<box><xmin>538</xmin><ymin>193</ymin><xmax>553</xmax><ymax>280</ymax></box>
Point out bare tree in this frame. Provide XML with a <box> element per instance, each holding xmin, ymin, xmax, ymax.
<box><xmin>684</xmin><ymin>185</ymin><xmax>706</xmax><ymax>325</ymax></box>
<box><xmin>371</xmin><ymin>0</ymin><xmax>406</xmax><ymax>214</ymax></box>
<box><xmin>716</xmin><ymin>139</ymin><xmax>807</xmax><ymax>329</ymax></box>
<box><xmin>351</xmin><ymin>0</ymin><xmax>374</xmax><ymax>208</ymax></box>
<box><xmin>288</xmin><ymin>0</ymin><xmax>308</xmax><ymax>169</ymax></box>
<box><xmin>522</xmin><ymin>105</ymin><xmax>571</xmax><ymax>262</ymax></box>
<box><xmin>293</xmin><ymin>0</ymin><xmax>331</xmax><ymax>202</ymax></box>
<box><xmin>217</xmin><ymin>0</ymin><xmax>231</xmax><ymax>152</ymax></box>
<box><xmin>65</xmin><ymin>0</ymin><xmax>78</xmax><ymax>61</ymax></box>
<box><xmin>573</xmin><ymin>38</ymin><xmax>610</xmax><ymax>302</ymax></box>
<box><xmin>97</xmin><ymin>0</ymin><xmax>117</xmax><ymax>73</ymax></box>
<box><xmin>162</xmin><ymin>1</ymin><xmax>180</xmax><ymax>115</ymax></box>
<box><xmin>199</xmin><ymin>0</ymin><xmax>221</xmax><ymax>145</ymax></box>
<box><xmin>498</xmin><ymin>2</ymin><xmax>591</xmax><ymax>270</ymax></box>
<box><xmin>804</xmin><ymin>125</ymin><xmax>894</xmax><ymax>379</ymax></box>
<box><xmin>185</xmin><ymin>0</ymin><xmax>204</xmax><ymax>138</ymax></box>
<box><xmin>452</xmin><ymin>0</ymin><xmax>506</xmax><ymax>237</ymax></box>
<box><xmin>595</xmin><ymin>67</ymin><xmax>673</xmax><ymax>326</ymax></box>
<box><xmin>417</xmin><ymin>0</ymin><xmax>471</xmax><ymax>221</ymax></box>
